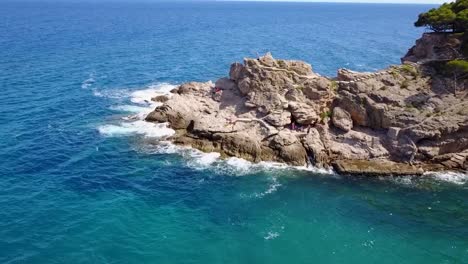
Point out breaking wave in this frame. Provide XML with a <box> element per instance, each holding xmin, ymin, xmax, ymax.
<box><xmin>383</xmin><ymin>171</ymin><xmax>468</xmax><ymax>187</ymax></box>
<box><xmin>96</xmin><ymin>83</ymin><xmax>177</xmax><ymax>139</ymax></box>
<box><xmin>98</xmin><ymin>121</ymin><xmax>175</xmax><ymax>138</ymax></box>
<box><xmin>424</xmin><ymin>171</ymin><xmax>468</xmax><ymax>185</ymax></box>
<box><xmin>139</xmin><ymin>141</ymin><xmax>332</xmax><ymax>176</ymax></box>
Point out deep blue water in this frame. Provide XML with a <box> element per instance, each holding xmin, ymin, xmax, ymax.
<box><xmin>1</xmin><ymin>1</ymin><xmax>468</xmax><ymax>263</ymax></box>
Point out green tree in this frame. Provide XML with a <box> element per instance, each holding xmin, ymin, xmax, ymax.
<box><xmin>453</xmin><ymin>0</ymin><xmax>468</xmax><ymax>13</ymax></box>
<box><xmin>415</xmin><ymin>3</ymin><xmax>456</xmax><ymax>32</ymax></box>
<box><xmin>415</xmin><ymin>0</ymin><xmax>468</xmax><ymax>32</ymax></box>
<box><xmin>455</xmin><ymin>9</ymin><xmax>468</xmax><ymax>31</ymax></box>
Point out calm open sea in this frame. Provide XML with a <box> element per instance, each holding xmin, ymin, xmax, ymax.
<box><xmin>1</xmin><ymin>1</ymin><xmax>467</xmax><ymax>263</ymax></box>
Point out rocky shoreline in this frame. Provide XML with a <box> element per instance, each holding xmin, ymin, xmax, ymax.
<box><xmin>145</xmin><ymin>33</ymin><xmax>467</xmax><ymax>175</ymax></box>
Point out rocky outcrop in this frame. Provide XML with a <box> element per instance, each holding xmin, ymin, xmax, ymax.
<box><xmin>402</xmin><ymin>32</ymin><xmax>464</xmax><ymax>63</ymax></box>
<box><xmin>145</xmin><ymin>36</ymin><xmax>467</xmax><ymax>176</ymax></box>
<box><xmin>332</xmin><ymin>160</ymin><xmax>425</xmax><ymax>176</ymax></box>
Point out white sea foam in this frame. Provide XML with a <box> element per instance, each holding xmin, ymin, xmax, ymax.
<box><xmin>425</xmin><ymin>171</ymin><xmax>468</xmax><ymax>185</ymax></box>
<box><xmin>98</xmin><ymin>121</ymin><xmax>175</xmax><ymax>138</ymax></box>
<box><xmin>224</xmin><ymin>157</ymin><xmax>333</xmax><ymax>176</ymax></box>
<box><xmin>81</xmin><ymin>73</ymin><xmax>95</xmax><ymax>89</ymax></box>
<box><xmin>187</xmin><ymin>152</ymin><xmax>222</xmax><ymax>168</ymax></box>
<box><xmin>225</xmin><ymin>157</ymin><xmax>254</xmax><ymax>174</ymax></box>
<box><xmin>257</xmin><ymin>161</ymin><xmax>334</xmax><ymax>175</ymax></box>
<box><xmin>141</xmin><ymin>141</ymin><xmax>332</xmax><ymax>177</ymax></box>
<box><xmin>264</xmin><ymin>231</ymin><xmax>280</xmax><ymax>240</ymax></box>
<box><xmin>129</xmin><ymin>83</ymin><xmax>175</xmax><ymax>104</ymax></box>
<box><xmin>214</xmin><ymin>158</ymin><xmax>333</xmax><ymax>176</ymax></box>
<box><xmin>251</xmin><ymin>177</ymin><xmax>282</xmax><ymax>198</ymax></box>
<box><xmin>262</xmin><ymin>178</ymin><xmax>281</xmax><ymax>195</ymax></box>
<box><xmin>386</xmin><ymin>171</ymin><xmax>468</xmax><ymax>187</ymax></box>
<box><xmin>390</xmin><ymin>176</ymin><xmax>415</xmax><ymax>186</ymax></box>
<box><xmin>97</xmin><ymin>83</ymin><xmax>177</xmax><ymax>139</ymax></box>
<box><xmin>110</xmin><ymin>105</ymin><xmax>150</xmax><ymax>113</ymax></box>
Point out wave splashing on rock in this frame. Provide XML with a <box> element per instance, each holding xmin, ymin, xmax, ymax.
<box><xmin>97</xmin><ymin>83</ymin><xmax>177</xmax><ymax>139</ymax></box>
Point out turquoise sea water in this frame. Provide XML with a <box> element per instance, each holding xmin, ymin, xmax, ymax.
<box><xmin>1</xmin><ymin>1</ymin><xmax>468</xmax><ymax>263</ymax></box>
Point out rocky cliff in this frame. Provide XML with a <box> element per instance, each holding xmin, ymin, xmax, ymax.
<box><xmin>145</xmin><ymin>33</ymin><xmax>467</xmax><ymax>175</ymax></box>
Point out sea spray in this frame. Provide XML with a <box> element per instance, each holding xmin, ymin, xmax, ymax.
<box><xmin>98</xmin><ymin>83</ymin><xmax>177</xmax><ymax>139</ymax></box>
<box><xmin>424</xmin><ymin>171</ymin><xmax>468</xmax><ymax>185</ymax></box>
<box><xmin>98</xmin><ymin>121</ymin><xmax>175</xmax><ymax>138</ymax></box>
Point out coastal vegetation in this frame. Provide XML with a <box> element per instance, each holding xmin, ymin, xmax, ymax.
<box><xmin>415</xmin><ymin>0</ymin><xmax>468</xmax><ymax>86</ymax></box>
<box><xmin>415</xmin><ymin>0</ymin><xmax>468</xmax><ymax>33</ymax></box>
<box><xmin>400</xmin><ymin>64</ymin><xmax>419</xmax><ymax>77</ymax></box>
<box><xmin>447</xmin><ymin>58</ymin><xmax>468</xmax><ymax>73</ymax></box>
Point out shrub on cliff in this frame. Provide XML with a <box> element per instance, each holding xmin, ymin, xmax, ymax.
<box><xmin>415</xmin><ymin>0</ymin><xmax>468</xmax><ymax>33</ymax></box>
<box><xmin>447</xmin><ymin>59</ymin><xmax>468</xmax><ymax>73</ymax></box>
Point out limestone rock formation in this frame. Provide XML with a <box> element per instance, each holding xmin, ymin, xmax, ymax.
<box><xmin>145</xmin><ymin>35</ymin><xmax>467</xmax><ymax>175</ymax></box>
<box><xmin>402</xmin><ymin>33</ymin><xmax>464</xmax><ymax>63</ymax></box>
